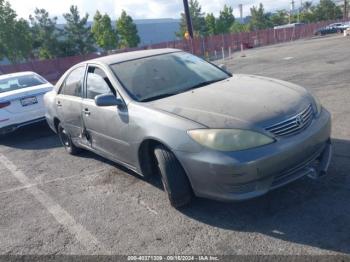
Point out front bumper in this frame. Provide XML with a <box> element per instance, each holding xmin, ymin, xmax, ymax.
<box><xmin>175</xmin><ymin>108</ymin><xmax>332</xmax><ymax>202</ymax></box>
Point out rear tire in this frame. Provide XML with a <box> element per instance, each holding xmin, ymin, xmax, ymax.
<box><xmin>58</xmin><ymin>123</ymin><xmax>80</xmax><ymax>155</ymax></box>
<box><xmin>154</xmin><ymin>145</ymin><xmax>192</xmax><ymax>208</ymax></box>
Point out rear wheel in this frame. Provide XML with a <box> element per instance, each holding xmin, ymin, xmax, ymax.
<box><xmin>154</xmin><ymin>145</ymin><xmax>192</xmax><ymax>208</ymax></box>
<box><xmin>58</xmin><ymin>123</ymin><xmax>80</xmax><ymax>155</ymax></box>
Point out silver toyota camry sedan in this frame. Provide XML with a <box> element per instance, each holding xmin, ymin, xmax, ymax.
<box><xmin>44</xmin><ymin>49</ymin><xmax>332</xmax><ymax>208</ymax></box>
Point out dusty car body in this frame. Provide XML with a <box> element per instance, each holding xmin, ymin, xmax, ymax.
<box><xmin>44</xmin><ymin>49</ymin><xmax>332</xmax><ymax>207</ymax></box>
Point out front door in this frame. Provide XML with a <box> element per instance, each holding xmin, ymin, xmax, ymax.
<box><xmin>81</xmin><ymin>65</ymin><xmax>130</xmax><ymax>164</ymax></box>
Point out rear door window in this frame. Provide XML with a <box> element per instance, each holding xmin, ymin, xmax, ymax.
<box><xmin>60</xmin><ymin>67</ymin><xmax>86</xmax><ymax>97</ymax></box>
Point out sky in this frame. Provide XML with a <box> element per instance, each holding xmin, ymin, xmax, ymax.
<box><xmin>8</xmin><ymin>0</ymin><xmax>302</xmax><ymax>23</ymax></box>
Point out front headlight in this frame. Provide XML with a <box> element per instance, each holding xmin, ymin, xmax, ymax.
<box><xmin>188</xmin><ymin>129</ymin><xmax>275</xmax><ymax>152</ymax></box>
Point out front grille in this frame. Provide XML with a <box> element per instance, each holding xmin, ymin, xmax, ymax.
<box><xmin>265</xmin><ymin>104</ymin><xmax>314</xmax><ymax>137</ymax></box>
<box><xmin>271</xmin><ymin>144</ymin><xmax>324</xmax><ymax>188</ymax></box>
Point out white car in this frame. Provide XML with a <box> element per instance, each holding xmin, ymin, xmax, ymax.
<box><xmin>329</xmin><ymin>22</ymin><xmax>350</xmax><ymax>32</ymax></box>
<box><xmin>0</xmin><ymin>72</ymin><xmax>53</xmax><ymax>134</ymax></box>
<box><xmin>346</xmin><ymin>28</ymin><xmax>350</xmax><ymax>36</ymax></box>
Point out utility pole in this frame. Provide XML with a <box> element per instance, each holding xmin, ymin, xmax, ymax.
<box><xmin>298</xmin><ymin>0</ymin><xmax>303</xmax><ymax>23</ymax></box>
<box><xmin>183</xmin><ymin>0</ymin><xmax>194</xmax><ymax>39</ymax></box>
<box><xmin>289</xmin><ymin>0</ymin><xmax>295</xmax><ymax>24</ymax></box>
<box><xmin>345</xmin><ymin>0</ymin><xmax>348</xmax><ymax>20</ymax></box>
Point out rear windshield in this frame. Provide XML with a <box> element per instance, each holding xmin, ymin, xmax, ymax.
<box><xmin>0</xmin><ymin>74</ymin><xmax>47</xmax><ymax>93</ymax></box>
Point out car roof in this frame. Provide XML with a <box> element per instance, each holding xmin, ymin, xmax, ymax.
<box><xmin>0</xmin><ymin>71</ymin><xmax>37</xmax><ymax>81</ymax></box>
<box><xmin>83</xmin><ymin>48</ymin><xmax>181</xmax><ymax>66</ymax></box>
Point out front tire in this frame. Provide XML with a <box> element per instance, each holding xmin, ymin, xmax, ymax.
<box><xmin>154</xmin><ymin>145</ymin><xmax>192</xmax><ymax>208</ymax></box>
<box><xmin>58</xmin><ymin>123</ymin><xmax>80</xmax><ymax>155</ymax></box>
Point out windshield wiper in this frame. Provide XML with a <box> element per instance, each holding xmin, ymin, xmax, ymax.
<box><xmin>139</xmin><ymin>78</ymin><xmax>228</xmax><ymax>102</ymax></box>
<box><xmin>184</xmin><ymin>78</ymin><xmax>228</xmax><ymax>92</ymax></box>
<box><xmin>139</xmin><ymin>93</ymin><xmax>177</xmax><ymax>102</ymax></box>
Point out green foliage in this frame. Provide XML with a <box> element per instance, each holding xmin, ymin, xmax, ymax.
<box><xmin>9</xmin><ymin>19</ymin><xmax>33</xmax><ymax>63</ymax></box>
<box><xmin>0</xmin><ymin>0</ymin><xmax>17</xmax><ymax>61</ymax></box>
<box><xmin>92</xmin><ymin>11</ymin><xmax>118</xmax><ymax>51</ymax></box>
<box><xmin>249</xmin><ymin>3</ymin><xmax>272</xmax><ymax>31</ymax></box>
<box><xmin>299</xmin><ymin>5</ymin><xmax>318</xmax><ymax>23</ymax></box>
<box><xmin>205</xmin><ymin>13</ymin><xmax>216</xmax><ymax>36</ymax></box>
<box><xmin>270</xmin><ymin>10</ymin><xmax>288</xmax><ymax>26</ymax></box>
<box><xmin>0</xmin><ymin>0</ymin><xmax>32</xmax><ymax>63</ymax></box>
<box><xmin>313</xmin><ymin>0</ymin><xmax>343</xmax><ymax>21</ymax></box>
<box><xmin>230</xmin><ymin>22</ymin><xmax>249</xmax><ymax>33</ymax></box>
<box><xmin>216</xmin><ymin>5</ymin><xmax>235</xmax><ymax>34</ymax></box>
<box><xmin>116</xmin><ymin>10</ymin><xmax>140</xmax><ymax>48</ymax></box>
<box><xmin>63</xmin><ymin>5</ymin><xmax>95</xmax><ymax>55</ymax></box>
<box><xmin>29</xmin><ymin>8</ymin><xmax>61</xmax><ymax>59</ymax></box>
<box><xmin>301</xmin><ymin>1</ymin><xmax>313</xmax><ymax>13</ymax></box>
<box><xmin>179</xmin><ymin>0</ymin><xmax>207</xmax><ymax>37</ymax></box>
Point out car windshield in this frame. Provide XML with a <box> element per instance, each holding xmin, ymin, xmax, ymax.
<box><xmin>110</xmin><ymin>52</ymin><xmax>230</xmax><ymax>102</ymax></box>
<box><xmin>0</xmin><ymin>74</ymin><xmax>47</xmax><ymax>93</ymax></box>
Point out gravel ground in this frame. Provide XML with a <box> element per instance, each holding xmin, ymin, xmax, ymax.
<box><xmin>0</xmin><ymin>35</ymin><xmax>349</xmax><ymax>256</ymax></box>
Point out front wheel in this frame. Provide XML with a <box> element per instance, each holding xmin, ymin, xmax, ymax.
<box><xmin>58</xmin><ymin>123</ymin><xmax>80</xmax><ymax>155</ymax></box>
<box><xmin>154</xmin><ymin>145</ymin><xmax>193</xmax><ymax>208</ymax></box>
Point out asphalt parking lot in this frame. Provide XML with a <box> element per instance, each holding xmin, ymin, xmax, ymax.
<box><xmin>0</xmin><ymin>35</ymin><xmax>350</xmax><ymax>255</ymax></box>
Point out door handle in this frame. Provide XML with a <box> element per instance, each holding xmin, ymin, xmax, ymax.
<box><xmin>83</xmin><ymin>108</ymin><xmax>91</xmax><ymax>116</ymax></box>
<box><xmin>56</xmin><ymin>101</ymin><xmax>62</xmax><ymax>107</ymax></box>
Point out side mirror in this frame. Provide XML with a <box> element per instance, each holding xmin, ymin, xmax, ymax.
<box><xmin>218</xmin><ymin>64</ymin><xmax>232</xmax><ymax>76</ymax></box>
<box><xmin>95</xmin><ymin>93</ymin><xmax>124</xmax><ymax>107</ymax></box>
<box><xmin>218</xmin><ymin>64</ymin><xmax>227</xmax><ymax>71</ymax></box>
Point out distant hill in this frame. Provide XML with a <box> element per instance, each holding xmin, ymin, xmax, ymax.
<box><xmin>134</xmin><ymin>19</ymin><xmax>181</xmax><ymax>45</ymax></box>
<box><xmin>57</xmin><ymin>18</ymin><xmax>181</xmax><ymax>47</ymax></box>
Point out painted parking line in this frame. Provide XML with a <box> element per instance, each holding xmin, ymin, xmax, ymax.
<box><xmin>0</xmin><ymin>168</ymin><xmax>106</xmax><ymax>195</ymax></box>
<box><xmin>0</xmin><ymin>154</ymin><xmax>110</xmax><ymax>255</ymax></box>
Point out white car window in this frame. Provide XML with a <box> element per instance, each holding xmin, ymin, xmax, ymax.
<box><xmin>0</xmin><ymin>74</ymin><xmax>47</xmax><ymax>93</ymax></box>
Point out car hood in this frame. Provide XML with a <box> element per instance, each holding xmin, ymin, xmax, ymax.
<box><xmin>147</xmin><ymin>74</ymin><xmax>312</xmax><ymax>129</ymax></box>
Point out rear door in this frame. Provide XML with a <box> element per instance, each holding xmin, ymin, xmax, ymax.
<box><xmin>56</xmin><ymin>66</ymin><xmax>86</xmax><ymax>142</ymax></box>
<box><xmin>81</xmin><ymin>65</ymin><xmax>130</xmax><ymax>164</ymax></box>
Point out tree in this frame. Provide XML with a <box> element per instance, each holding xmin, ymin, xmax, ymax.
<box><xmin>205</xmin><ymin>13</ymin><xmax>216</xmax><ymax>36</ymax></box>
<box><xmin>0</xmin><ymin>0</ymin><xmax>16</xmax><ymax>59</ymax></box>
<box><xmin>63</xmin><ymin>5</ymin><xmax>95</xmax><ymax>56</ymax></box>
<box><xmin>216</xmin><ymin>5</ymin><xmax>235</xmax><ymax>34</ymax></box>
<box><xmin>313</xmin><ymin>0</ymin><xmax>343</xmax><ymax>21</ymax></box>
<box><xmin>0</xmin><ymin>0</ymin><xmax>32</xmax><ymax>63</ymax></box>
<box><xmin>301</xmin><ymin>1</ymin><xmax>313</xmax><ymax>13</ymax></box>
<box><xmin>248</xmin><ymin>3</ymin><xmax>272</xmax><ymax>31</ymax></box>
<box><xmin>116</xmin><ymin>10</ymin><xmax>140</xmax><ymax>48</ymax></box>
<box><xmin>300</xmin><ymin>8</ymin><xmax>317</xmax><ymax>23</ymax></box>
<box><xmin>0</xmin><ymin>0</ymin><xmax>17</xmax><ymax>61</ymax></box>
<box><xmin>230</xmin><ymin>22</ymin><xmax>249</xmax><ymax>33</ymax></box>
<box><xmin>179</xmin><ymin>0</ymin><xmax>206</xmax><ymax>37</ymax></box>
<box><xmin>270</xmin><ymin>10</ymin><xmax>288</xmax><ymax>26</ymax></box>
<box><xmin>92</xmin><ymin>11</ymin><xmax>118</xmax><ymax>51</ymax></box>
<box><xmin>9</xmin><ymin>19</ymin><xmax>33</xmax><ymax>63</ymax></box>
<box><xmin>30</xmin><ymin>8</ymin><xmax>61</xmax><ymax>59</ymax></box>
